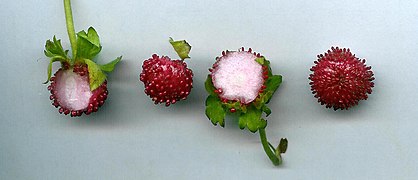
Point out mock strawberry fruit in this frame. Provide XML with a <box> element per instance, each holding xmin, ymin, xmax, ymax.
<box><xmin>309</xmin><ymin>47</ymin><xmax>375</xmax><ymax>110</ymax></box>
<box><xmin>140</xmin><ymin>38</ymin><xmax>193</xmax><ymax>106</ymax></box>
<box><xmin>43</xmin><ymin>0</ymin><xmax>121</xmax><ymax>117</ymax></box>
<box><xmin>205</xmin><ymin>47</ymin><xmax>287</xmax><ymax>166</ymax></box>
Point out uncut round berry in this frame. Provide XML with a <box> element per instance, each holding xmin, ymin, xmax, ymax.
<box><xmin>210</xmin><ymin>48</ymin><xmax>267</xmax><ymax>104</ymax></box>
<box><xmin>48</xmin><ymin>64</ymin><xmax>109</xmax><ymax>117</ymax></box>
<box><xmin>140</xmin><ymin>54</ymin><xmax>193</xmax><ymax>106</ymax></box>
<box><xmin>309</xmin><ymin>47</ymin><xmax>375</xmax><ymax>110</ymax></box>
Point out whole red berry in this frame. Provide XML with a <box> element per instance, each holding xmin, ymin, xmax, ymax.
<box><xmin>309</xmin><ymin>47</ymin><xmax>375</xmax><ymax>110</ymax></box>
<box><xmin>140</xmin><ymin>54</ymin><xmax>193</xmax><ymax>106</ymax></box>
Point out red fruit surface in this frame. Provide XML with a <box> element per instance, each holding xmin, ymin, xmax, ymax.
<box><xmin>309</xmin><ymin>47</ymin><xmax>375</xmax><ymax>110</ymax></box>
<box><xmin>140</xmin><ymin>54</ymin><xmax>193</xmax><ymax>106</ymax></box>
<box><xmin>48</xmin><ymin>64</ymin><xmax>108</xmax><ymax>116</ymax></box>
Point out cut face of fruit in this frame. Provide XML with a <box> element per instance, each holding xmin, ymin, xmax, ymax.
<box><xmin>48</xmin><ymin>67</ymin><xmax>109</xmax><ymax>116</ymax></box>
<box><xmin>211</xmin><ymin>51</ymin><xmax>263</xmax><ymax>104</ymax></box>
<box><xmin>54</xmin><ymin>69</ymin><xmax>92</xmax><ymax>110</ymax></box>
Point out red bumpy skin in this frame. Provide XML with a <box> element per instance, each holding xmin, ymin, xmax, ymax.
<box><xmin>48</xmin><ymin>64</ymin><xmax>108</xmax><ymax>117</ymax></box>
<box><xmin>140</xmin><ymin>54</ymin><xmax>193</xmax><ymax>106</ymax></box>
<box><xmin>309</xmin><ymin>47</ymin><xmax>375</xmax><ymax>110</ymax></box>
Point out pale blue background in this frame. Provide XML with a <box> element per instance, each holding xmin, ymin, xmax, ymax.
<box><xmin>1</xmin><ymin>0</ymin><xmax>418</xmax><ymax>179</ymax></box>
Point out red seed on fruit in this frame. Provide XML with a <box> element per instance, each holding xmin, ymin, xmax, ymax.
<box><xmin>140</xmin><ymin>55</ymin><xmax>193</xmax><ymax>106</ymax></box>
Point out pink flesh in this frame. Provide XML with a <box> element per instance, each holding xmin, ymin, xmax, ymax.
<box><xmin>212</xmin><ymin>51</ymin><xmax>263</xmax><ymax>104</ymax></box>
<box><xmin>55</xmin><ymin>70</ymin><xmax>92</xmax><ymax>110</ymax></box>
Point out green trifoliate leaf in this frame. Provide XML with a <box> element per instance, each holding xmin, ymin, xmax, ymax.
<box><xmin>84</xmin><ymin>59</ymin><xmax>106</xmax><ymax>91</ymax></box>
<box><xmin>204</xmin><ymin>75</ymin><xmax>217</xmax><ymax>96</ymax></box>
<box><xmin>169</xmin><ymin>37</ymin><xmax>191</xmax><ymax>60</ymax></box>
<box><xmin>238</xmin><ymin>105</ymin><xmax>267</xmax><ymax>133</ymax></box>
<box><xmin>100</xmin><ymin>56</ymin><xmax>122</xmax><ymax>72</ymax></box>
<box><xmin>76</xmin><ymin>27</ymin><xmax>102</xmax><ymax>60</ymax></box>
<box><xmin>205</xmin><ymin>95</ymin><xmax>226</xmax><ymax>127</ymax></box>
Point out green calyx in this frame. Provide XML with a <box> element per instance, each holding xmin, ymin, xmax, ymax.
<box><xmin>204</xmin><ymin>57</ymin><xmax>282</xmax><ymax>132</ymax></box>
<box><xmin>204</xmin><ymin>55</ymin><xmax>286</xmax><ymax>166</ymax></box>
<box><xmin>43</xmin><ymin>0</ymin><xmax>121</xmax><ymax>91</ymax></box>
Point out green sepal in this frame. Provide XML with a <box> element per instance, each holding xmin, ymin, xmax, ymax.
<box><xmin>84</xmin><ymin>59</ymin><xmax>106</xmax><ymax>91</ymax></box>
<box><xmin>254</xmin><ymin>74</ymin><xmax>282</xmax><ymax>108</ymax></box>
<box><xmin>277</xmin><ymin>138</ymin><xmax>288</xmax><ymax>154</ymax></box>
<box><xmin>255</xmin><ymin>57</ymin><xmax>265</xmax><ymax>65</ymax></box>
<box><xmin>265</xmin><ymin>75</ymin><xmax>282</xmax><ymax>93</ymax></box>
<box><xmin>262</xmin><ymin>105</ymin><xmax>272</xmax><ymax>117</ymax></box>
<box><xmin>44</xmin><ymin>36</ymin><xmax>70</xmax><ymax>83</ymax></box>
<box><xmin>44</xmin><ymin>36</ymin><xmax>69</xmax><ymax>60</ymax></box>
<box><xmin>204</xmin><ymin>75</ymin><xmax>217</xmax><ymax>96</ymax></box>
<box><xmin>265</xmin><ymin>60</ymin><xmax>273</xmax><ymax>77</ymax></box>
<box><xmin>169</xmin><ymin>37</ymin><xmax>191</xmax><ymax>60</ymax></box>
<box><xmin>205</xmin><ymin>95</ymin><xmax>226</xmax><ymax>127</ymax></box>
<box><xmin>76</xmin><ymin>27</ymin><xmax>102</xmax><ymax>61</ymax></box>
<box><xmin>238</xmin><ymin>105</ymin><xmax>267</xmax><ymax>133</ymax></box>
<box><xmin>100</xmin><ymin>56</ymin><xmax>122</xmax><ymax>72</ymax></box>
<box><xmin>44</xmin><ymin>57</ymin><xmax>65</xmax><ymax>84</ymax></box>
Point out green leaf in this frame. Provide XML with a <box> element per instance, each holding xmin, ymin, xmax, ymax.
<box><xmin>255</xmin><ymin>57</ymin><xmax>265</xmax><ymax>65</ymax></box>
<box><xmin>76</xmin><ymin>27</ymin><xmax>102</xmax><ymax>60</ymax></box>
<box><xmin>44</xmin><ymin>36</ymin><xmax>69</xmax><ymax>59</ymax></box>
<box><xmin>169</xmin><ymin>37</ymin><xmax>191</xmax><ymax>60</ymax></box>
<box><xmin>84</xmin><ymin>59</ymin><xmax>106</xmax><ymax>91</ymax></box>
<box><xmin>204</xmin><ymin>75</ymin><xmax>217</xmax><ymax>96</ymax></box>
<box><xmin>44</xmin><ymin>56</ymin><xmax>65</xmax><ymax>84</ymax></box>
<box><xmin>205</xmin><ymin>95</ymin><xmax>226</xmax><ymax>127</ymax></box>
<box><xmin>238</xmin><ymin>105</ymin><xmax>267</xmax><ymax>133</ymax></box>
<box><xmin>262</xmin><ymin>105</ymin><xmax>272</xmax><ymax>116</ymax></box>
<box><xmin>100</xmin><ymin>56</ymin><xmax>122</xmax><ymax>72</ymax></box>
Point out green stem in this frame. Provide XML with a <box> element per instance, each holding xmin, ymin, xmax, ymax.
<box><xmin>259</xmin><ymin>128</ymin><xmax>282</xmax><ymax>166</ymax></box>
<box><xmin>64</xmin><ymin>0</ymin><xmax>77</xmax><ymax>59</ymax></box>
